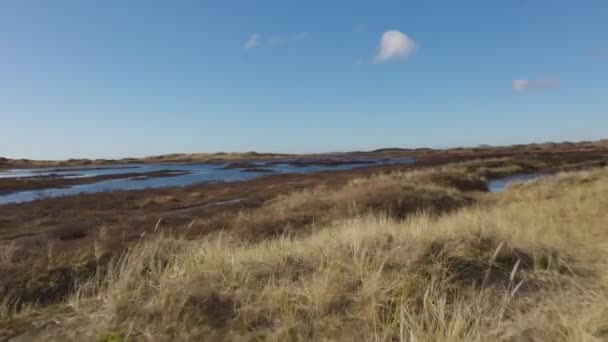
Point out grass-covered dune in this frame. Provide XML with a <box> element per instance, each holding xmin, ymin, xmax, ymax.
<box><xmin>2</xmin><ymin>166</ymin><xmax>608</xmax><ymax>340</ymax></box>
<box><xmin>2</xmin><ymin>139</ymin><xmax>606</xmax><ymax>170</ymax></box>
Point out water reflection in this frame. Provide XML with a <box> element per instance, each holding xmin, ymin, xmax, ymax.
<box><xmin>0</xmin><ymin>158</ymin><xmax>415</xmax><ymax>204</ymax></box>
<box><xmin>488</xmin><ymin>174</ymin><xmax>545</xmax><ymax>192</ymax></box>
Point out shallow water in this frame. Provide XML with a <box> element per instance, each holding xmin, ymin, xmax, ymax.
<box><xmin>488</xmin><ymin>174</ymin><xmax>545</xmax><ymax>193</ymax></box>
<box><xmin>0</xmin><ymin>158</ymin><xmax>415</xmax><ymax>205</ymax></box>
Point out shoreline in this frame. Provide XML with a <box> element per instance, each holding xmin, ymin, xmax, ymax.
<box><xmin>0</xmin><ymin>170</ymin><xmax>190</xmax><ymax>196</ymax></box>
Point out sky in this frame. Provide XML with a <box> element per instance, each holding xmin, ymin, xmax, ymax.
<box><xmin>1</xmin><ymin>0</ymin><xmax>607</xmax><ymax>159</ymax></box>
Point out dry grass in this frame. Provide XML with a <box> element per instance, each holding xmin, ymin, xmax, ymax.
<box><xmin>2</xmin><ymin>167</ymin><xmax>607</xmax><ymax>341</ymax></box>
<box><xmin>0</xmin><ymin>160</ymin><xmax>497</xmax><ymax>318</ymax></box>
<box><xmin>230</xmin><ymin>169</ymin><xmax>478</xmax><ymax>239</ymax></box>
<box><xmin>222</xmin><ymin>157</ymin><xmax>546</xmax><ymax>239</ymax></box>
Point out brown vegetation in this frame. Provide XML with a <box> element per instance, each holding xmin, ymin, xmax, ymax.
<box><xmin>0</xmin><ymin>142</ymin><xmax>607</xmax><ymax>340</ymax></box>
<box><xmin>1</xmin><ymin>166</ymin><xmax>608</xmax><ymax>340</ymax></box>
<box><xmin>2</xmin><ymin>139</ymin><xmax>607</xmax><ymax>170</ymax></box>
<box><xmin>0</xmin><ymin>152</ymin><xmax>289</xmax><ymax>170</ymax></box>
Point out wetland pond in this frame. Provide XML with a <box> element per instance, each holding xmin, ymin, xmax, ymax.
<box><xmin>488</xmin><ymin>173</ymin><xmax>546</xmax><ymax>193</ymax></box>
<box><xmin>0</xmin><ymin>158</ymin><xmax>415</xmax><ymax>205</ymax></box>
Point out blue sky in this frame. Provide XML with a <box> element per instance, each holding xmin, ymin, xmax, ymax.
<box><xmin>1</xmin><ymin>0</ymin><xmax>607</xmax><ymax>159</ymax></box>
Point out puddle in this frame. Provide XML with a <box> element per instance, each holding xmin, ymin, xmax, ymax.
<box><xmin>488</xmin><ymin>174</ymin><xmax>545</xmax><ymax>192</ymax></box>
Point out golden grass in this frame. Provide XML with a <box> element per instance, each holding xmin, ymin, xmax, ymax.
<box><xmin>228</xmin><ymin>163</ymin><xmax>494</xmax><ymax>239</ymax></box>
<box><xmin>2</xmin><ymin>168</ymin><xmax>607</xmax><ymax>341</ymax></box>
<box><xmin>0</xmin><ymin>159</ymin><xmax>504</xmax><ymax>318</ymax></box>
<box><xmin>224</xmin><ymin>156</ymin><xmax>552</xmax><ymax>240</ymax></box>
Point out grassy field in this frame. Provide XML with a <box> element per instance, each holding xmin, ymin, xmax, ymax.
<box><xmin>1</xmin><ymin>157</ymin><xmax>607</xmax><ymax>341</ymax></box>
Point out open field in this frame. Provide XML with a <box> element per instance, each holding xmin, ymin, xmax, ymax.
<box><xmin>1</xmin><ymin>141</ymin><xmax>608</xmax><ymax>341</ymax></box>
<box><xmin>4</xmin><ymin>168</ymin><xmax>608</xmax><ymax>341</ymax></box>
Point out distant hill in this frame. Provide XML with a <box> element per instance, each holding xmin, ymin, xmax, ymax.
<box><xmin>371</xmin><ymin>147</ymin><xmax>434</xmax><ymax>153</ymax></box>
<box><xmin>2</xmin><ymin>139</ymin><xmax>607</xmax><ymax>170</ymax></box>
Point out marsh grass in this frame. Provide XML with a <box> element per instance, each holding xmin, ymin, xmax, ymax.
<box><xmin>2</xmin><ymin>168</ymin><xmax>607</xmax><ymax>341</ymax></box>
<box><xmin>227</xmin><ymin>164</ymin><xmax>491</xmax><ymax>239</ymax></box>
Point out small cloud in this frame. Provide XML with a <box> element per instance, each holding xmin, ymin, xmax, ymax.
<box><xmin>243</xmin><ymin>33</ymin><xmax>261</xmax><ymax>50</ymax></box>
<box><xmin>512</xmin><ymin>79</ymin><xmax>529</xmax><ymax>92</ymax></box>
<box><xmin>353</xmin><ymin>58</ymin><xmax>364</xmax><ymax>66</ymax></box>
<box><xmin>355</xmin><ymin>24</ymin><xmax>367</xmax><ymax>33</ymax></box>
<box><xmin>512</xmin><ymin>77</ymin><xmax>560</xmax><ymax>92</ymax></box>
<box><xmin>374</xmin><ymin>30</ymin><xmax>416</xmax><ymax>63</ymax></box>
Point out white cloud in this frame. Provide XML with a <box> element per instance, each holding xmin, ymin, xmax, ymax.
<box><xmin>243</xmin><ymin>33</ymin><xmax>261</xmax><ymax>50</ymax></box>
<box><xmin>512</xmin><ymin>77</ymin><xmax>560</xmax><ymax>92</ymax></box>
<box><xmin>512</xmin><ymin>79</ymin><xmax>529</xmax><ymax>92</ymax></box>
<box><xmin>375</xmin><ymin>30</ymin><xmax>416</xmax><ymax>63</ymax></box>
